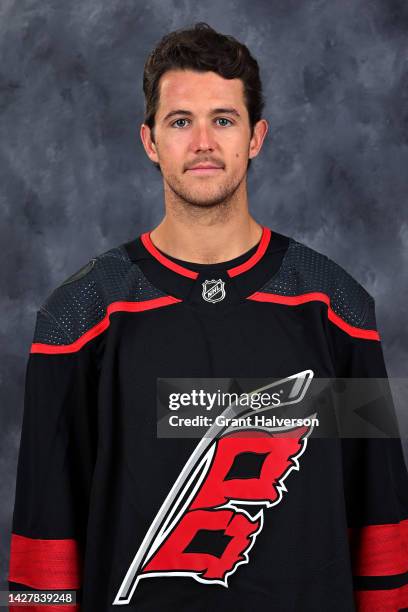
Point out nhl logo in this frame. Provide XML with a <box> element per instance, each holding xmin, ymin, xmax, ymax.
<box><xmin>202</xmin><ymin>279</ymin><xmax>226</xmax><ymax>303</ymax></box>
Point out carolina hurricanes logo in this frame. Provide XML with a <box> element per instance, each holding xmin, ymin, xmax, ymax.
<box><xmin>202</xmin><ymin>279</ymin><xmax>226</xmax><ymax>303</ymax></box>
<box><xmin>113</xmin><ymin>371</ymin><xmax>315</xmax><ymax>606</ymax></box>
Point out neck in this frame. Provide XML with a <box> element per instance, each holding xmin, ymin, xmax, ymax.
<box><xmin>149</xmin><ymin>217</ymin><xmax>263</xmax><ymax>266</ymax></box>
<box><xmin>149</xmin><ymin>176</ymin><xmax>263</xmax><ymax>264</ymax></box>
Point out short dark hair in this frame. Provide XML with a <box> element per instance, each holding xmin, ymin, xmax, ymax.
<box><xmin>142</xmin><ymin>22</ymin><xmax>265</xmax><ymax>171</ymax></box>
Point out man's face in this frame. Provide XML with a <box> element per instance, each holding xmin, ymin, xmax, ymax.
<box><xmin>141</xmin><ymin>69</ymin><xmax>267</xmax><ymax>208</ymax></box>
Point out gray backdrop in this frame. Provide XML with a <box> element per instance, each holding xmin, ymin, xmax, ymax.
<box><xmin>1</xmin><ymin>0</ymin><xmax>407</xmax><ymax>588</ymax></box>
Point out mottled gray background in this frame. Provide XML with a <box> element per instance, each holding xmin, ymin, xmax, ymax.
<box><xmin>1</xmin><ymin>0</ymin><xmax>407</xmax><ymax>588</ymax></box>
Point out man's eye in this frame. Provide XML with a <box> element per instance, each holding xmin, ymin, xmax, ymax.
<box><xmin>215</xmin><ymin>118</ymin><xmax>233</xmax><ymax>127</ymax></box>
<box><xmin>172</xmin><ymin>119</ymin><xmax>190</xmax><ymax>128</ymax></box>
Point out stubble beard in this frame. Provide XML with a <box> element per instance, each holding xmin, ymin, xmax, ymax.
<box><xmin>163</xmin><ymin>168</ymin><xmax>246</xmax><ymax>210</ymax></box>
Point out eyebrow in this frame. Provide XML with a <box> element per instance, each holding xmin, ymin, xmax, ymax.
<box><xmin>162</xmin><ymin>108</ymin><xmax>241</xmax><ymax>122</ymax></box>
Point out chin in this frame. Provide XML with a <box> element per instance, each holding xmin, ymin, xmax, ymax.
<box><xmin>165</xmin><ymin>171</ymin><xmax>243</xmax><ymax>207</ymax></box>
<box><xmin>185</xmin><ymin>199</ymin><xmax>227</xmax><ymax>208</ymax></box>
<box><xmin>181</xmin><ymin>189</ymin><xmax>236</xmax><ymax>207</ymax></box>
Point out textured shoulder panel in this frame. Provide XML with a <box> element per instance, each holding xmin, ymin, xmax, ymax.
<box><xmin>33</xmin><ymin>245</ymin><xmax>168</xmax><ymax>347</ymax></box>
<box><xmin>259</xmin><ymin>238</ymin><xmax>376</xmax><ymax>331</ymax></box>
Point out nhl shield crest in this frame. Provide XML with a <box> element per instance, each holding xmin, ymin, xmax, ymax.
<box><xmin>202</xmin><ymin>279</ymin><xmax>226</xmax><ymax>303</ymax></box>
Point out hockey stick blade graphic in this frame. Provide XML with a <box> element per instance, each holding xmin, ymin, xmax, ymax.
<box><xmin>113</xmin><ymin>369</ymin><xmax>314</xmax><ymax>605</ymax></box>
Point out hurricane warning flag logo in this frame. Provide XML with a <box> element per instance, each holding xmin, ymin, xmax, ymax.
<box><xmin>113</xmin><ymin>371</ymin><xmax>315</xmax><ymax>606</ymax></box>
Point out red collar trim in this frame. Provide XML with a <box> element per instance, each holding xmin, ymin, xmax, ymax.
<box><xmin>140</xmin><ymin>226</ymin><xmax>272</xmax><ymax>279</ymax></box>
<box><xmin>140</xmin><ymin>232</ymin><xmax>198</xmax><ymax>279</ymax></box>
<box><xmin>227</xmin><ymin>227</ymin><xmax>271</xmax><ymax>277</ymax></box>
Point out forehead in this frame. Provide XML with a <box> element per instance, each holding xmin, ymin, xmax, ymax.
<box><xmin>156</xmin><ymin>70</ymin><xmax>245</xmax><ymax>116</ymax></box>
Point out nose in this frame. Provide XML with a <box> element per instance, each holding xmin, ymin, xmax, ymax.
<box><xmin>190</xmin><ymin>121</ymin><xmax>216</xmax><ymax>153</ymax></box>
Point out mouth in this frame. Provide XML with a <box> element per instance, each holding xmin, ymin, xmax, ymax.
<box><xmin>186</xmin><ymin>167</ymin><xmax>224</xmax><ymax>175</ymax></box>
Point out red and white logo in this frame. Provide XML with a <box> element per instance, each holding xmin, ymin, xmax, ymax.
<box><xmin>113</xmin><ymin>371</ymin><xmax>315</xmax><ymax>606</ymax></box>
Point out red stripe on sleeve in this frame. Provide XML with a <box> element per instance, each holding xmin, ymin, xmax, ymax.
<box><xmin>8</xmin><ymin>533</ymin><xmax>82</xmax><ymax>590</ymax></box>
<box><xmin>348</xmin><ymin>519</ymin><xmax>408</xmax><ymax>576</ymax></box>
<box><xmin>354</xmin><ymin>582</ymin><xmax>408</xmax><ymax>611</ymax></box>
<box><xmin>30</xmin><ymin>296</ymin><xmax>182</xmax><ymax>354</ymax></box>
<box><xmin>247</xmin><ymin>291</ymin><xmax>380</xmax><ymax>340</ymax></box>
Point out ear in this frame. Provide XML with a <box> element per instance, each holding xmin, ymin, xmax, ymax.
<box><xmin>248</xmin><ymin>119</ymin><xmax>269</xmax><ymax>160</ymax></box>
<box><xmin>140</xmin><ymin>124</ymin><xmax>160</xmax><ymax>164</ymax></box>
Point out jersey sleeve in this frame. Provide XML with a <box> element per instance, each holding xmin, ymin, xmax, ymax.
<box><xmin>330</xmin><ymin>293</ymin><xmax>408</xmax><ymax>610</ymax></box>
<box><xmin>7</xmin><ymin>302</ymin><xmax>99</xmax><ymax>611</ymax></box>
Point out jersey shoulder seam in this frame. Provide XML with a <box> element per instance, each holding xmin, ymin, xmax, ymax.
<box><xmin>258</xmin><ymin>237</ymin><xmax>375</xmax><ymax>331</ymax></box>
<box><xmin>33</xmin><ymin>243</ymin><xmax>168</xmax><ymax>348</ymax></box>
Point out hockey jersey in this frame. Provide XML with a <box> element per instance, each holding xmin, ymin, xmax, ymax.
<box><xmin>8</xmin><ymin>225</ymin><xmax>408</xmax><ymax>611</ymax></box>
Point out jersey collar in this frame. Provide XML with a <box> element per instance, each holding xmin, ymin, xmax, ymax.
<box><xmin>139</xmin><ymin>226</ymin><xmax>272</xmax><ymax>280</ymax></box>
<box><xmin>122</xmin><ymin>226</ymin><xmax>290</xmax><ymax>303</ymax></box>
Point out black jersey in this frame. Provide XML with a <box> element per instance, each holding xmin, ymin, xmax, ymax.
<box><xmin>8</xmin><ymin>226</ymin><xmax>408</xmax><ymax>611</ymax></box>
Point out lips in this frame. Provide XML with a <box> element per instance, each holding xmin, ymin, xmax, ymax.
<box><xmin>186</xmin><ymin>164</ymin><xmax>223</xmax><ymax>174</ymax></box>
<box><xmin>188</xmin><ymin>165</ymin><xmax>222</xmax><ymax>170</ymax></box>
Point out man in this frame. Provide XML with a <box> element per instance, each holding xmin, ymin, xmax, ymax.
<box><xmin>8</xmin><ymin>22</ymin><xmax>408</xmax><ymax>611</ymax></box>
